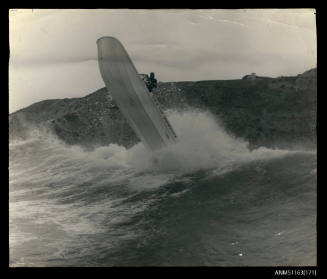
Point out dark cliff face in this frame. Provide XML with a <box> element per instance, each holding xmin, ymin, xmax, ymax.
<box><xmin>9</xmin><ymin>88</ymin><xmax>138</xmax><ymax>149</ymax></box>
<box><xmin>9</xmin><ymin>68</ymin><xmax>317</xmax><ymax>150</ymax></box>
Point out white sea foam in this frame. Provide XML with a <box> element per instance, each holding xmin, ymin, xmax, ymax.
<box><xmin>125</xmin><ymin>109</ymin><xmax>308</xmax><ymax>175</ymax></box>
<box><xmin>10</xmin><ymin>108</ymin><xmax>312</xmax><ymax>191</ymax></box>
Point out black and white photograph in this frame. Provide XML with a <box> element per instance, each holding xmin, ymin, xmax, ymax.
<box><xmin>9</xmin><ymin>9</ymin><xmax>317</xmax><ymax>267</ymax></box>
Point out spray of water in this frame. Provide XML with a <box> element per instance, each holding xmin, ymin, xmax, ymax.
<box><xmin>13</xmin><ymin>110</ymin><xmax>305</xmax><ymax>169</ymax></box>
<box><xmin>10</xmin><ymin>108</ymin><xmax>311</xmax><ymax>192</ymax></box>
<box><xmin>125</xmin><ymin>109</ymin><xmax>305</xmax><ymax>174</ymax></box>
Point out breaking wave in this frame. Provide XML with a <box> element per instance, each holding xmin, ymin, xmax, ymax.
<box><xmin>9</xmin><ymin>109</ymin><xmax>316</xmax><ymax>266</ymax></box>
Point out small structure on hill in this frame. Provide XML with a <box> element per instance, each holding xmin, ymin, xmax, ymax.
<box><xmin>242</xmin><ymin>73</ymin><xmax>257</xmax><ymax>80</ymax></box>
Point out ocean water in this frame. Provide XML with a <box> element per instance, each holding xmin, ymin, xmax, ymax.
<box><xmin>9</xmin><ymin>110</ymin><xmax>317</xmax><ymax>266</ymax></box>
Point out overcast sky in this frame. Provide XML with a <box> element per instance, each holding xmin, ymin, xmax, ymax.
<box><xmin>9</xmin><ymin>9</ymin><xmax>316</xmax><ymax>113</ymax></box>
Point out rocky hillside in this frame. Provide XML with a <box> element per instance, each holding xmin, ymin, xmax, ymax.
<box><xmin>9</xmin><ymin>68</ymin><xmax>317</xmax><ymax>150</ymax></box>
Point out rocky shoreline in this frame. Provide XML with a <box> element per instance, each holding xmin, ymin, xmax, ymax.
<box><xmin>9</xmin><ymin>68</ymin><xmax>317</xmax><ymax>150</ymax></box>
